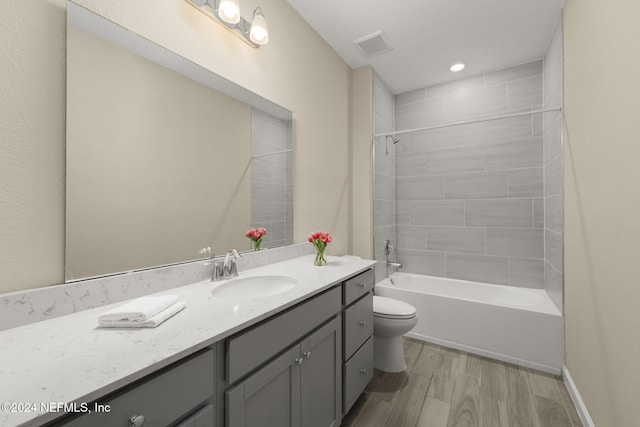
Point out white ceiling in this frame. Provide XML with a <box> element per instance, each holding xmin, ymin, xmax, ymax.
<box><xmin>287</xmin><ymin>0</ymin><xmax>565</xmax><ymax>95</ymax></box>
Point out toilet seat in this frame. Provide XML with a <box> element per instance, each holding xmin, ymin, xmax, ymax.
<box><xmin>373</xmin><ymin>296</ymin><xmax>416</xmax><ymax>320</ymax></box>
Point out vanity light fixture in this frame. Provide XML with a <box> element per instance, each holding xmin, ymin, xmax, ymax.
<box><xmin>450</xmin><ymin>63</ymin><xmax>466</xmax><ymax>72</ymax></box>
<box><xmin>187</xmin><ymin>0</ymin><xmax>269</xmax><ymax>48</ymax></box>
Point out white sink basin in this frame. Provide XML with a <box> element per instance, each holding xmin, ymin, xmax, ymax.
<box><xmin>211</xmin><ymin>275</ymin><xmax>298</xmax><ymax>299</ymax></box>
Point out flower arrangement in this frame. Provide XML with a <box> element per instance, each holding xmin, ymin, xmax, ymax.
<box><xmin>245</xmin><ymin>227</ymin><xmax>267</xmax><ymax>251</ymax></box>
<box><xmin>308</xmin><ymin>231</ymin><xmax>332</xmax><ymax>266</ymax></box>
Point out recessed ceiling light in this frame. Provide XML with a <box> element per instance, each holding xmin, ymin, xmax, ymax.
<box><xmin>450</xmin><ymin>63</ymin><xmax>466</xmax><ymax>72</ymax></box>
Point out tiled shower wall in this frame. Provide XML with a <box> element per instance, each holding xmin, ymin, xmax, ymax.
<box><xmin>393</xmin><ymin>61</ymin><xmax>546</xmax><ymax>287</ymax></box>
<box><xmin>250</xmin><ymin>108</ymin><xmax>293</xmax><ymax>249</ymax></box>
<box><xmin>373</xmin><ymin>74</ymin><xmax>396</xmax><ymax>281</ymax></box>
<box><xmin>543</xmin><ymin>21</ymin><xmax>564</xmax><ymax>311</ymax></box>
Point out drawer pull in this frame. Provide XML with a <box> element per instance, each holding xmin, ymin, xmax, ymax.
<box><xmin>358</xmin><ymin>283</ymin><xmax>366</xmax><ymax>288</ymax></box>
<box><xmin>129</xmin><ymin>415</ymin><xmax>145</xmax><ymax>427</ymax></box>
<box><xmin>359</xmin><ymin>368</ymin><xmax>367</xmax><ymax>375</ymax></box>
<box><xmin>295</xmin><ymin>357</ymin><xmax>304</xmax><ymax>366</ymax></box>
<box><xmin>304</xmin><ymin>351</ymin><xmax>312</xmax><ymax>360</ymax></box>
<box><xmin>359</xmin><ymin>321</ymin><xmax>367</xmax><ymax>326</ymax></box>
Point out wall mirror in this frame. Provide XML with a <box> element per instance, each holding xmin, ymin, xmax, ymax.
<box><xmin>66</xmin><ymin>2</ymin><xmax>293</xmax><ymax>281</ymax></box>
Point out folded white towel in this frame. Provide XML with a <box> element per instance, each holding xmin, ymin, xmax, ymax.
<box><xmin>99</xmin><ymin>301</ymin><xmax>186</xmax><ymax>328</ymax></box>
<box><xmin>98</xmin><ymin>295</ymin><xmax>180</xmax><ymax>323</ymax></box>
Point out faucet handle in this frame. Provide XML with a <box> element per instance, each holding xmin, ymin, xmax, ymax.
<box><xmin>211</xmin><ymin>262</ymin><xmax>223</xmax><ymax>282</ymax></box>
<box><xmin>229</xmin><ymin>260</ymin><xmax>239</xmax><ymax>277</ymax></box>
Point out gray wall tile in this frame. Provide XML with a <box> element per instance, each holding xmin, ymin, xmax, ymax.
<box><xmin>486</xmin><ymin>228</ymin><xmax>544</xmax><ymax>258</ymax></box>
<box><xmin>396</xmin><ymin>152</ymin><xmax>427</xmax><ymax>177</ymax></box>
<box><xmin>534</xmin><ymin>198</ymin><xmax>544</xmax><ymax>228</ymax></box>
<box><xmin>396</xmin><ymin>176</ymin><xmax>443</xmax><ymax>200</ymax></box>
<box><xmin>544</xmin><ymin>112</ymin><xmax>563</xmax><ymax>164</ymax></box>
<box><xmin>442</xmin><ymin>84</ymin><xmax>507</xmax><ymax>122</ymax></box>
<box><xmin>466</xmin><ymin>199</ymin><xmax>533</xmax><ymax>227</ymax></box>
<box><xmin>397</xmin><ymin>224</ymin><xmax>428</xmax><ymax>250</ymax></box>
<box><xmin>507</xmin><ymin>75</ymin><xmax>543</xmax><ymax>112</ymax></box>
<box><xmin>425</xmin><ymin>145</ymin><xmax>485</xmax><ymax>175</ymax></box>
<box><xmin>427</xmin><ymin>75</ymin><xmax>485</xmax><ymax>99</ymax></box>
<box><xmin>545</xmin><ymin>261</ymin><xmax>563</xmax><ymax>312</ymax></box>
<box><xmin>485</xmin><ymin>137</ymin><xmax>543</xmax><ymax>170</ymax></box>
<box><xmin>484</xmin><ymin>60</ymin><xmax>543</xmax><ymax>86</ymax></box>
<box><xmin>446</xmin><ymin>253</ymin><xmax>510</xmax><ymax>285</ymax></box>
<box><xmin>532</xmin><ymin>110</ymin><xmax>544</xmax><ymax>136</ymax></box>
<box><xmin>410</xmin><ymin>200</ymin><xmax>465</xmax><ymax>226</ymax></box>
<box><xmin>398</xmin><ymin>249</ymin><xmax>446</xmax><ymax>276</ymax></box>
<box><xmin>374</xmin><ymin>199</ymin><xmax>395</xmax><ymax>228</ymax></box>
<box><xmin>395</xmin><ymin>98</ymin><xmax>443</xmax><ymax>130</ymax></box>
<box><xmin>545</xmin><ymin>230</ymin><xmax>563</xmax><ymax>272</ymax></box>
<box><xmin>508</xmin><ymin>167</ymin><xmax>543</xmax><ymax>197</ymax></box>
<box><xmin>427</xmin><ymin>226</ymin><xmax>485</xmax><ymax>255</ymax></box>
<box><xmin>545</xmin><ymin>194</ymin><xmax>563</xmax><ymax>233</ymax></box>
<box><xmin>396</xmin><ymin>200</ymin><xmax>411</xmax><ymax>225</ymax></box>
<box><xmin>545</xmin><ymin>155</ymin><xmax>563</xmax><ymax>196</ymax></box>
<box><xmin>510</xmin><ymin>257</ymin><xmax>545</xmax><ymax>288</ymax></box>
<box><xmin>395</xmin><ymin>88</ymin><xmax>426</xmax><ymax>106</ymax></box>
<box><xmin>445</xmin><ymin>171</ymin><xmax>508</xmax><ymax>199</ymax></box>
<box><xmin>375</xmin><ymin>173</ymin><xmax>395</xmax><ymax>200</ymax></box>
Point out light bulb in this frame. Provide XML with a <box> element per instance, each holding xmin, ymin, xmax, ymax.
<box><xmin>218</xmin><ymin>0</ymin><xmax>240</xmax><ymax>24</ymax></box>
<box><xmin>250</xmin><ymin>7</ymin><xmax>269</xmax><ymax>45</ymax></box>
<box><xmin>450</xmin><ymin>63</ymin><xmax>466</xmax><ymax>72</ymax></box>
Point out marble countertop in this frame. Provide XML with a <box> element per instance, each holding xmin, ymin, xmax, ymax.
<box><xmin>0</xmin><ymin>255</ymin><xmax>376</xmax><ymax>426</ymax></box>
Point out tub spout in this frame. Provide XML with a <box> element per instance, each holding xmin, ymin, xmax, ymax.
<box><xmin>386</xmin><ymin>261</ymin><xmax>403</xmax><ymax>269</ymax></box>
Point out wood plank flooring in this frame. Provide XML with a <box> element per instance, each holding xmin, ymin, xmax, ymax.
<box><xmin>343</xmin><ymin>339</ymin><xmax>582</xmax><ymax>427</ymax></box>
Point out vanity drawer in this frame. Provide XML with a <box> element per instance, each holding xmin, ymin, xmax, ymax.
<box><xmin>59</xmin><ymin>349</ymin><xmax>214</xmax><ymax>427</ymax></box>
<box><xmin>226</xmin><ymin>286</ymin><xmax>341</xmax><ymax>384</ymax></box>
<box><xmin>343</xmin><ymin>292</ymin><xmax>373</xmax><ymax>359</ymax></box>
<box><xmin>343</xmin><ymin>269</ymin><xmax>374</xmax><ymax>306</ymax></box>
<box><xmin>343</xmin><ymin>336</ymin><xmax>373</xmax><ymax>414</ymax></box>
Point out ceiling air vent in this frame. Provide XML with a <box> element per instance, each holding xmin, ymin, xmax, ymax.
<box><xmin>354</xmin><ymin>30</ymin><xmax>394</xmax><ymax>57</ymax></box>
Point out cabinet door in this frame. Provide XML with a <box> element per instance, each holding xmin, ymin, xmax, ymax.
<box><xmin>226</xmin><ymin>346</ymin><xmax>301</xmax><ymax>427</ymax></box>
<box><xmin>300</xmin><ymin>316</ymin><xmax>342</xmax><ymax>427</ymax></box>
<box><xmin>176</xmin><ymin>404</ymin><xmax>215</xmax><ymax>427</ymax></box>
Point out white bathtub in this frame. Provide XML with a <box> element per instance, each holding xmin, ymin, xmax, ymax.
<box><xmin>376</xmin><ymin>272</ymin><xmax>563</xmax><ymax>374</ymax></box>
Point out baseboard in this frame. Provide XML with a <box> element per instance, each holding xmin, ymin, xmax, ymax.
<box><xmin>562</xmin><ymin>366</ymin><xmax>596</xmax><ymax>427</ymax></box>
<box><xmin>406</xmin><ymin>332</ymin><xmax>561</xmax><ymax>375</ymax></box>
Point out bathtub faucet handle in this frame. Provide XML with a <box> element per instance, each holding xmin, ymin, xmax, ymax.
<box><xmin>384</xmin><ymin>240</ymin><xmax>396</xmax><ymax>257</ymax></box>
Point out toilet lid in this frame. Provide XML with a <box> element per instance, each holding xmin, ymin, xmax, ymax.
<box><xmin>373</xmin><ymin>296</ymin><xmax>416</xmax><ymax>319</ymax></box>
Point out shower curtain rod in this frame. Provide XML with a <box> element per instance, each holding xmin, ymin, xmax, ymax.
<box><xmin>374</xmin><ymin>106</ymin><xmax>563</xmax><ymax>138</ymax></box>
<box><xmin>251</xmin><ymin>148</ymin><xmax>293</xmax><ymax>159</ymax></box>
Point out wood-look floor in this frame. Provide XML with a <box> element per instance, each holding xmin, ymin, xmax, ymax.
<box><xmin>343</xmin><ymin>339</ymin><xmax>583</xmax><ymax>427</ymax></box>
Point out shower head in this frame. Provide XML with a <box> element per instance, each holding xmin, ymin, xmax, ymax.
<box><xmin>386</xmin><ymin>135</ymin><xmax>400</xmax><ymax>144</ymax></box>
<box><xmin>384</xmin><ymin>135</ymin><xmax>399</xmax><ymax>156</ymax></box>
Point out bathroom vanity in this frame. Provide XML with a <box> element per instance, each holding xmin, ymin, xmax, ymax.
<box><xmin>0</xmin><ymin>256</ymin><xmax>375</xmax><ymax>427</ymax></box>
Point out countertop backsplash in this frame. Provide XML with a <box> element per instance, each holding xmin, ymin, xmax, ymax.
<box><xmin>0</xmin><ymin>243</ymin><xmax>315</xmax><ymax>331</ymax></box>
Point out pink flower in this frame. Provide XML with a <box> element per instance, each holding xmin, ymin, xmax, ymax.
<box><xmin>320</xmin><ymin>234</ymin><xmax>328</xmax><ymax>243</ymax></box>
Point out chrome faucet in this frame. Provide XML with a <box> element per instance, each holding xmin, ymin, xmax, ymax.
<box><xmin>223</xmin><ymin>249</ymin><xmax>241</xmax><ymax>279</ymax></box>
<box><xmin>384</xmin><ymin>240</ymin><xmax>403</xmax><ymax>269</ymax></box>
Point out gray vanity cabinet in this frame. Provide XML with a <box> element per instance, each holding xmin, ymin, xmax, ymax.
<box><xmin>226</xmin><ymin>316</ymin><xmax>342</xmax><ymax>427</ymax></box>
<box><xmin>341</xmin><ymin>269</ymin><xmax>374</xmax><ymax>414</ymax></box>
<box><xmin>55</xmin><ymin>348</ymin><xmax>216</xmax><ymax>427</ymax></box>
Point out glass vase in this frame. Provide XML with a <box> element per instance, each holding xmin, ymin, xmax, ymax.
<box><xmin>314</xmin><ymin>246</ymin><xmax>326</xmax><ymax>266</ymax></box>
<box><xmin>253</xmin><ymin>238</ymin><xmax>262</xmax><ymax>251</ymax></box>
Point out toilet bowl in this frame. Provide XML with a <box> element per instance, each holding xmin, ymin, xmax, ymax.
<box><xmin>373</xmin><ymin>296</ymin><xmax>418</xmax><ymax>373</ymax></box>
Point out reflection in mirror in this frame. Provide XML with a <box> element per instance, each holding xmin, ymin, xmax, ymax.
<box><xmin>65</xmin><ymin>3</ymin><xmax>293</xmax><ymax>281</ymax></box>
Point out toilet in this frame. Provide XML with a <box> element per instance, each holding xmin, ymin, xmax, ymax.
<box><xmin>373</xmin><ymin>296</ymin><xmax>418</xmax><ymax>372</ymax></box>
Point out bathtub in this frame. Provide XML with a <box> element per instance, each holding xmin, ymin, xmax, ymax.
<box><xmin>376</xmin><ymin>272</ymin><xmax>563</xmax><ymax>374</ymax></box>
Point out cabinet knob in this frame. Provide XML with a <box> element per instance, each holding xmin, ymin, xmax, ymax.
<box><xmin>295</xmin><ymin>357</ymin><xmax>304</xmax><ymax>366</ymax></box>
<box><xmin>359</xmin><ymin>368</ymin><xmax>367</xmax><ymax>375</ymax></box>
<box><xmin>304</xmin><ymin>351</ymin><xmax>312</xmax><ymax>360</ymax></box>
<box><xmin>129</xmin><ymin>415</ymin><xmax>145</xmax><ymax>427</ymax></box>
<box><xmin>358</xmin><ymin>283</ymin><xmax>366</xmax><ymax>288</ymax></box>
<box><xmin>359</xmin><ymin>321</ymin><xmax>367</xmax><ymax>326</ymax></box>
